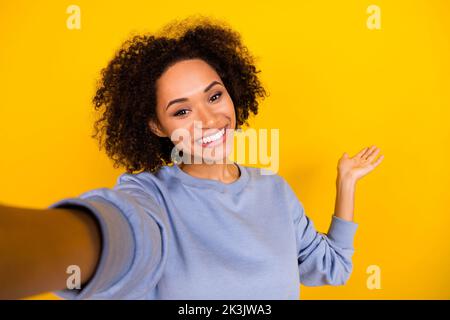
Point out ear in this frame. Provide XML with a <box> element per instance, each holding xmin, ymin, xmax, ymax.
<box><xmin>148</xmin><ymin>119</ymin><xmax>167</xmax><ymax>138</ymax></box>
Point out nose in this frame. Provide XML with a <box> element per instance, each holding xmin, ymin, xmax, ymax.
<box><xmin>195</xmin><ymin>104</ymin><xmax>220</xmax><ymax>129</ymax></box>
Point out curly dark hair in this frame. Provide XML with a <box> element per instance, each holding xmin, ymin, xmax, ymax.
<box><xmin>91</xmin><ymin>15</ymin><xmax>269</xmax><ymax>174</ymax></box>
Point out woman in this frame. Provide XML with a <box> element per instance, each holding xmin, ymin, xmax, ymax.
<box><xmin>0</xmin><ymin>16</ymin><xmax>384</xmax><ymax>299</ymax></box>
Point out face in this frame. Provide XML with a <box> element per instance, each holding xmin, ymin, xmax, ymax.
<box><xmin>150</xmin><ymin>58</ymin><xmax>236</xmax><ymax>164</ymax></box>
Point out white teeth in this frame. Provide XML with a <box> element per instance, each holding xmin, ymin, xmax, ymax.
<box><xmin>201</xmin><ymin>128</ymin><xmax>225</xmax><ymax>144</ymax></box>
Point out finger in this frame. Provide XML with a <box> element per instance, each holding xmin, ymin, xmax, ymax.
<box><xmin>354</xmin><ymin>147</ymin><xmax>369</xmax><ymax>158</ymax></box>
<box><xmin>367</xmin><ymin>147</ymin><xmax>380</xmax><ymax>162</ymax></box>
<box><xmin>371</xmin><ymin>154</ymin><xmax>384</xmax><ymax>167</ymax></box>
<box><xmin>363</xmin><ymin>145</ymin><xmax>377</xmax><ymax>160</ymax></box>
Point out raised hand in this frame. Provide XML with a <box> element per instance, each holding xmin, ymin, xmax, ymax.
<box><xmin>337</xmin><ymin>145</ymin><xmax>384</xmax><ymax>182</ymax></box>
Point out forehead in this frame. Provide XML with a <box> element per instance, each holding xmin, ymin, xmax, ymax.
<box><xmin>156</xmin><ymin>58</ymin><xmax>221</xmax><ymax>100</ymax></box>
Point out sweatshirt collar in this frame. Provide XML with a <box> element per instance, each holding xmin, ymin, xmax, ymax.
<box><xmin>170</xmin><ymin>162</ymin><xmax>249</xmax><ymax>194</ymax></box>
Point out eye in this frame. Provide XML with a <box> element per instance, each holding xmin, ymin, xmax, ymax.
<box><xmin>174</xmin><ymin>109</ymin><xmax>189</xmax><ymax>117</ymax></box>
<box><xmin>209</xmin><ymin>91</ymin><xmax>222</xmax><ymax>103</ymax></box>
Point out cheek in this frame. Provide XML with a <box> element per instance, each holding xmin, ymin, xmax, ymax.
<box><xmin>168</xmin><ymin>122</ymin><xmax>195</xmax><ymax>146</ymax></box>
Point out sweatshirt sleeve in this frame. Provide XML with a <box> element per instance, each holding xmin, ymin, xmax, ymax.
<box><xmin>281</xmin><ymin>177</ymin><xmax>358</xmax><ymax>286</ymax></box>
<box><xmin>47</xmin><ymin>182</ymin><xmax>169</xmax><ymax>299</ymax></box>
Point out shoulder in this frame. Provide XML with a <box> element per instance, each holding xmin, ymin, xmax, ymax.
<box><xmin>115</xmin><ymin>165</ymin><xmax>176</xmax><ymax>188</ymax></box>
<box><xmin>115</xmin><ymin>171</ymin><xmax>154</xmax><ymax>193</ymax></box>
<box><xmin>113</xmin><ymin>167</ymin><xmax>174</xmax><ymax>205</ymax></box>
<box><xmin>244</xmin><ymin>165</ymin><xmax>300</xmax><ymax>200</ymax></box>
<box><xmin>242</xmin><ymin>165</ymin><xmax>303</xmax><ymax>217</ymax></box>
<box><xmin>241</xmin><ymin>165</ymin><xmax>291</xmax><ymax>191</ymax></box>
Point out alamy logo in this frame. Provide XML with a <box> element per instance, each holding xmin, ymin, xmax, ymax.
<box><xmin>66</xmin><ymin>265</ymin><xmax>81</xmax><ymax>290</ymax></box>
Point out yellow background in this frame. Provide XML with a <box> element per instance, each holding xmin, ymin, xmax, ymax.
<box><xmin>0</xmin><ymin>0</ymin><xmax>449</xmax><ymax>299</ymax></box>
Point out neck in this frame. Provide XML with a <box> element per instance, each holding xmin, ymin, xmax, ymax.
<box><xmin>178</xmin><ymin>161</ymin><xmax>240</xmax><ymax>184</ymax></box>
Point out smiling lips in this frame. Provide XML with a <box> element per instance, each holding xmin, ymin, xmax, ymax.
<box><xmin>196</xmin><ymin>125</ymin><xmax>227</xmax><ymax>147</ymax></box>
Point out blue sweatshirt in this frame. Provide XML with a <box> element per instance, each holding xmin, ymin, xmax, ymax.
<box><xmin>48</xmin><ymin>163</ymin><xmax>358</xmax><ymax>299</ymax></box>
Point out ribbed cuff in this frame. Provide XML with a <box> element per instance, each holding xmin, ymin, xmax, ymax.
<box><xmin>327</xmin><ymin>215</ymin><xmax>358</xmax><ymax>248</ymax></box>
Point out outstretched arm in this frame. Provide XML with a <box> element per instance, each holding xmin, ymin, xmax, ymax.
<box><xmin>0</xmin><ymin>204</ymin><xmax>102</xmax><ymax>299</ymax></box>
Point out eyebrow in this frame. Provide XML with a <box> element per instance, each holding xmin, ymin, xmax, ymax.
<box><xmin>165</xmin><ymin>80</ymin><xmax>223</xmax><ymax>110</ymax></box>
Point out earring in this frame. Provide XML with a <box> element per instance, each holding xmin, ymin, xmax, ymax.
<box><xmin>171</xmin><ymin>147</ymin><xmax>183</xmax><ymax>165</ymax></box>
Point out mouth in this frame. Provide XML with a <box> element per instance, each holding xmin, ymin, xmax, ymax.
<box><xmin>196</xmin><ymin>124</ymin><xmax>229</xmax><ymax>148</ymax></box>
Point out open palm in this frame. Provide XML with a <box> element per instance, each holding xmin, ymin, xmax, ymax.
<box><xmin>338</xmin><ymin>145</ymin><xmax>384</xmax><ymax>182</ymax></box>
